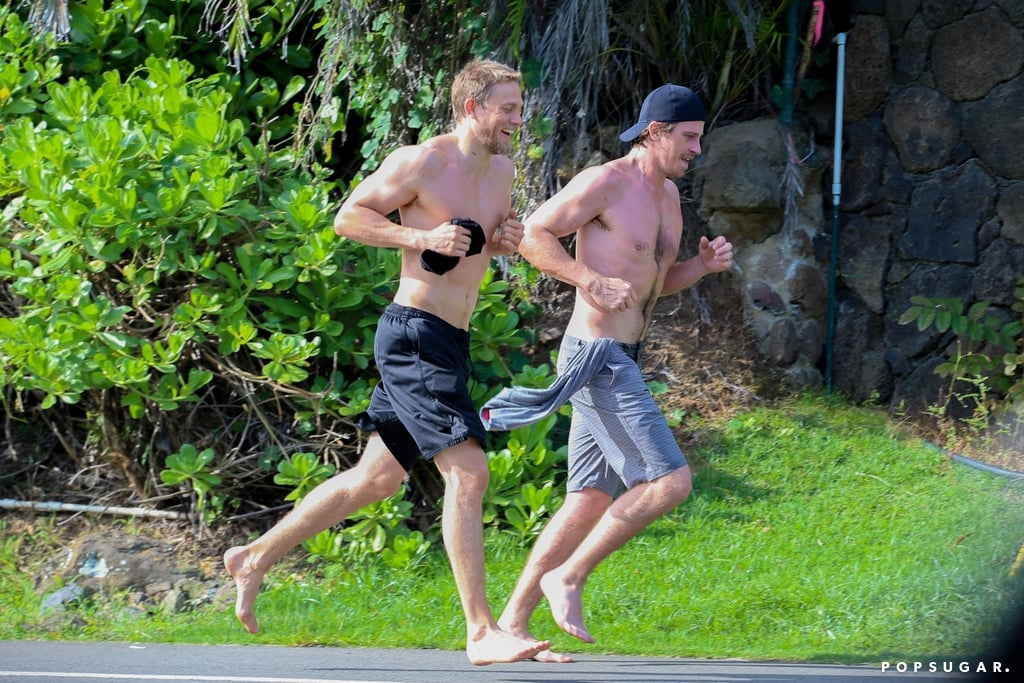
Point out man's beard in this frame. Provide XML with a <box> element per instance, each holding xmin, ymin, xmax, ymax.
<box><xmin>483</xmin><ymin>125</ymin><xmax>511</xmax><ymax>155</ymax></box>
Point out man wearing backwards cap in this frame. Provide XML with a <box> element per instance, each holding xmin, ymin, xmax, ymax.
<box><xmin>485</xmin><ymin>84</ymin><xmax>734</xmax><ymax>659</ymax></box>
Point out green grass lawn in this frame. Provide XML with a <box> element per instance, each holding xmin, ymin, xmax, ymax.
<box><xmin>2</xmin><ymin>395</ymin><xmax>1022</xmax><ymax>664</ymax></box>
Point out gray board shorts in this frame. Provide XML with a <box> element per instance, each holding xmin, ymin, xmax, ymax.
<box><xmin>558</xmin><ymin>334</ymin><xmax>687</xmax><ymax>497</ymax></box>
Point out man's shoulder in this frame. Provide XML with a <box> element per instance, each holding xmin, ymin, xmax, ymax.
<box><xmin>565</xmin><ymin>160</ymin><xmax>630</xmax><ymax>197</ymax></box>
<box><xmin>388</xmin><ymin>139</ymin><xmax>448</xmax><ymax>165</ymax></box>
<box><xmin>569</xmin><ymin>161</ymin><xmax>621</xmax><ymax>185</ymax></box>
<box><xmin>599</xmin><ymin>157</ymin><xmax>678</xmax><ymax>197</ymax></box>
<box><xmin>371</xmin><ymin>141</ymin><xmax>451</xmax><ymax>185</ymax></box>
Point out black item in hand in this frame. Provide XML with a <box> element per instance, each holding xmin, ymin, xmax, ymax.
<box><xmin>420</xmin><ymin>218</ymin><xmax>486</xmax><ymax>275</ymax></box>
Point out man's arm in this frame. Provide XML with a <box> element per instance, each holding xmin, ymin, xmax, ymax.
<box><xmin>487</xmin><ymin>207</ymin><xmax>525</xmax><ymax>257</ymax></box>
<box><xmin>520</xmin><ymin>168</ymin><xmax>637</xmax><ymax>311</ymax></box>
<box><xmin>660</xmin><ymin>235</ymin><xmax>734</xmax><ymax>296</ymax></box>
<box><xmin>333</xmin><ymin>146</ymin><xmax>470</xmax><ymax>257</ymax></box>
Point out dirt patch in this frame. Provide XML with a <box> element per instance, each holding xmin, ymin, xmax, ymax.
<box><xmin>903</xmin><ymin>406</ymin><xmax>1024</xmax><ymax>475</ymax></box>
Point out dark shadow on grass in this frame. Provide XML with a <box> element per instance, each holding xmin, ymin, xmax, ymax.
<box><xmin>633</xmin><ymin>462</ymin><xmax>773</xmax><ymax>538</ymax></box>
<box><xmin>691</xmin><ymin>462</ymin><xmax>771</xmax><ymax>503</ymax></box>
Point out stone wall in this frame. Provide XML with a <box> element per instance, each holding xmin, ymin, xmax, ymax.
<box><xmin>692</xmin><ymin>0</ymin><xmax>1024</xmax><ymax>414</ymax></box>
<box><xmin>691</xmin><ymin>119</ymin><xmax>830</xmax><ymax>391</ymax></box>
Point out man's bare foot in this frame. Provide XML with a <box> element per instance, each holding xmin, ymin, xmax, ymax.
<box><xmin>466</xmin><ymin>629</ymin><xmax>551</xmax><ymax>666</ymax></box>
<box><xmin>528</xmin><ymin>647</ymin><xmax>575</xmax><ymax>663</ymax></box>
<box><xmin>497</xmin><ymin>622</ymin><xmax>574</xmax><ymax>663</ymax></box>
<box><xmin>539</xmin><ymin>571</ymin><xmax>594</xmax><ymax>643</ymax></box>
<box><xmin>223</xmin><ymin>545</ymin><xmax>263</xmax><ymax>634</ymax></box>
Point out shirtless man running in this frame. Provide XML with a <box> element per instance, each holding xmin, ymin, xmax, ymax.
<box><xmin>224</xmin><ymin>59</ymin><xmax>548</xmax><ymax>666</ymax></box>
<box><xmin>485</xmin><ymin>84</ymin><xmax>734</xmax><ymax>659</ymax></box>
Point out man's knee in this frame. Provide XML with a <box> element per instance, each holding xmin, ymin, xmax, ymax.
<box><xmin>564</xmin><ymin>488</ymin><xmax>614</xmax><ymax>522</ymax></box>
<box><xmin>435</xmin><ymin>441</ymin><xmax>490</xmax><ymax>499</ymax></box>
<box><xmin>370</xmin><ymin>467</ymin><xmax>406</xmax><ymax>499</ymax></box>
<box><xmin>659</xmin><ymin>466</ymin><xmax>692</xmax><ymax>505</ymax></box>
<box><xmin>356</xmin><ymin>436</ymin><xmax>408</xmax><ymax>499</ymax></box>
<box><xmin>672</xmin><ymin>466</ymin><xmax>693</xmax><ymax>502</ymax></box>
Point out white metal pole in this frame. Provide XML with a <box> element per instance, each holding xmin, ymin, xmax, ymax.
<box><xmin>826</xmin><ymin>32</ymin><xmax>847</xmax><ymax>394</ymax></box>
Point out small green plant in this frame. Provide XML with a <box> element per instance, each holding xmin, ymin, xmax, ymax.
<box><xmin>500</xmin><ymin>481</ymin><xmax>559</xmax><ymax>541</ymax></box>
<box><xmin>302</xmin><ymin>485</ymin><xmax>435</xmax><ymax>568</ymax></box>
<box><xmin>899</xmin><ymin>282</ymin><xmax>1023</xmax><ymax>449</ymax></box>
<box><xmin>524</xmin><ymin>111</ymin><xmax>554</xmax><ymax>161</ymax></box>
<box><xmin>381</xmin><ymin>530</ymin><xmax>431</xmax><ymax>570</ymax></box>
<box><xmin>274</xmin><ymin>452</ymin><xmax>337</xmax><ymax>502</ymax></box>
<box><xmin>470</xmin><ymin>272</ymin><xmax>528</xmax><ymax>379</ymax></box>
<box><xmin>483</xmin><ymin>414</ymin><xmax>567</xmax><ymax>541</ymax></box>
<box><xmin>0</xmin><ymin>522</ymin><xmax>23</xmax><ymax>573</ymax></box>
<box><xmin>159</xmin><ymin>444</ymin><xmax>223</xmax><ymax>523</ymax></box>
<box><xmin>665</xmin><ymin>409</ymin><xmax>688</xmax><ymax>428</ymax></box>
<box><xmin>899</xmin><ymin>288</ymin><xmax>1022</xmax><ymax>400</ymax></box>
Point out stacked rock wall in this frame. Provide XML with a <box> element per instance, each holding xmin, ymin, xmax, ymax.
<box><xmin>692</xmin><ymin>0</ymin><xmax>1024</xmax><ymax>413</ymax></box>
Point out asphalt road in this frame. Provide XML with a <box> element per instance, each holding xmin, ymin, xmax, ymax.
<box><xmin>0</xmin><ymin>640</ymin><xmax>1000</xmax><ymax>682</ymax></box>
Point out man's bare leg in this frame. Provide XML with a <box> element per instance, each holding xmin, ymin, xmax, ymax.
<box><xmin>433</xmin><ymin>441</ymin><xmax>550</xmax><ymax>665</ymax></box>
<box><xmin>540</xmin><ymin>466</ymin><xmax>692</xmax><ymax>643</ymax></box>
<box><xmin>223</xmin><ymin>435</ymin><xmax>406</xmax><ymax>633</ymax></box>
<box><xmin>498</xmin><ymin>488</ymin><xmax>610</xmax><ymax>662</ymax></box>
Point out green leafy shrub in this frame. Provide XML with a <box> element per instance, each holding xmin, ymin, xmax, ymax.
<box><xmin>0</xmin><ymin>6</ymin><xmax>562</xmax><ymax>544</ymax></box>
<box><xmin>302</xmin><ymin>485</ymin><xmax>434</xmax><ymax>570</ymax></box>
<box><xmin>274</xmin><ymin>452</ymin><xmax>337</xmax><ymax>502</ymax></box>
<box><xmin>483</xmin><ymin>414</ymin><xmax>567</xmax><ymax>542</ymax></box>
<box><xmin>0</xmin><ymin>11</ymin><xmax>393</xmax><ymax>519</ymax></box>
<box><xmin>899</xmin><ymin>280</ymin><xmax>1023</xmax><ymax>447</ymax></box>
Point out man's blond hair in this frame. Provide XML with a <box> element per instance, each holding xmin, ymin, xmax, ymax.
<box><xmin>451</xmin><ymin>59</ymin><xmax>521</xmax><ymax>123</ymax></box>
<box><xmin>631</xmin><ymin>121</ymin><xmax>676</xmax><ymax>148</ymax></box>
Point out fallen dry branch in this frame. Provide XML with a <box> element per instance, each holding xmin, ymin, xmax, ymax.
<box><xmin>0</xmin><ymin>498</ymin><xmax>182</xmax><ymax>520</ymax></box>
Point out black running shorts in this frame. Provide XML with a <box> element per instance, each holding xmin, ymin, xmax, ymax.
<box><xmin>358</xmin><ymin>304</ymin><xmax>487</xmax><ymax>471</ymax></box>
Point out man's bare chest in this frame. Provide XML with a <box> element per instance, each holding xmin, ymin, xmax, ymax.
<box><xmin>598</xmin><ymin>210</ymin><xmax>680</xmax><ymax>266</ymax></box>
<box><xmin>418</xmin><ymin>173</ymin><xmax>507</xmax><ymax>230</ymax></box>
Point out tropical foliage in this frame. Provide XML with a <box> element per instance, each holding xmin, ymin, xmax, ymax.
<box><xmin>899</xmin><ymin>279</ymin><xmax>1024</xmax><ymax>452</ymax></box>
<box><xmin>2</xmin><ymin>1</ymin><xmax>799</xmax><ymax>562</ymax></box>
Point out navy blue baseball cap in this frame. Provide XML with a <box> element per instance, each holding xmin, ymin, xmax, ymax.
<box><xmin>619</xmin><ymin>84</ymin><xmax>706</xmax><ymax>142</ymax></box>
